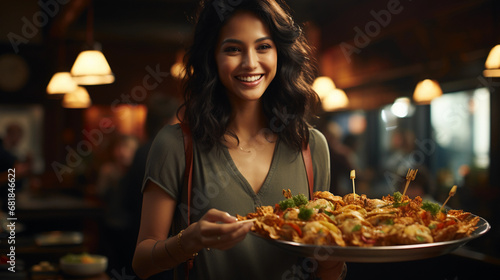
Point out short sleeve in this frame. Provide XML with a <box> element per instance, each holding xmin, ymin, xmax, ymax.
<box><xmin>309</xmin><ymin>128</ymin><xmax>331</xmax><ymax>192</ymax></box>
<box><xmin>142</xmin><ymin>124</ymin><xmax>185</xmax><ymax>200</ymax></box>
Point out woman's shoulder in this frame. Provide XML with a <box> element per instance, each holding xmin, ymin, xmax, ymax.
<box><xmin>309</xmin><ymin>127</ymin><xmax>328</xmax><ymax>149</ymax></box>
<box><xmin>149</xmin><ymin>123</ymin><xmax>184</xmax><ymax>155</ymax></box>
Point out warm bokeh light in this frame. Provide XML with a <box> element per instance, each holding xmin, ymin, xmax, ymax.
<box><xmin>483</xmin><ymin>44</ymin><xmax>500</xmax><ymax>77</ymax></box>
<box><xmin>46</xmin><ymin>72</ymin><xmax>78</xmax><ymax>95</ymax></box>
<box><xmin>313</xmin><ymin>76</ymin><xmax>335</xmax><ymax>100</ymax></box>
<box><xmin>413</xmin><ymin>79</ymin><xmax>442</xmax><ymax>104</ymax></box>
<box><xmin>322</xmin><ymin>88</ymin><xmax>349</xmax><ymax>111</ymax></box>
<box><xmin>62</xmin><ymin>86</ymin><xmax>92</xmax><ymax>108</ymax></box>
<box><xmin>71</xmin><ymin>50</ymin><xmax>115</xmax><ymax>85</ymax></box>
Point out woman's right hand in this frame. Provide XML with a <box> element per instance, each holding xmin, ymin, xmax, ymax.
<box><xmin>184</xmin><ymin>208</ymin><xmax>253</xmax><ymax>252</ymax></box>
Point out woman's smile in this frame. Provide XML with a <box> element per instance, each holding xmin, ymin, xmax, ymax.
<box><xmin>235</xmin><ymin>74</ymin><xmax>264</xmax><ymax>85</ymax></box>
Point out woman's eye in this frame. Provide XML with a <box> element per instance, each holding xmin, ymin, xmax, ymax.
<box><xmin>257</xmin><ymin>44</ymin><xmax>272</xmax><ymax>51</ymax></box>
<box><xmin>223</xmin><ymin>46</ymin><xmax>240</xmax><ymax>53</ymax></box>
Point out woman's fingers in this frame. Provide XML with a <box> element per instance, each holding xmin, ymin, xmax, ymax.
<box><xmin>206</xmin><ymin>222</ymin><xmax>253</xmax><ymax>250</ymax></box>
<box><xmin>202</xmin><ymin>208</ymin><xmax>238</xmax><ymax>223</ymax></box>
<box><xmin>197</xmin><ymin>209</ymin><xmax>253</xmax><ymax>249</ymax></box>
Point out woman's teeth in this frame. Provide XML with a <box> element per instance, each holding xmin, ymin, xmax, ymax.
<box><xmin>236</xmin><ymin>75</ymin><xmax>262</xmax><ymax>82</ymax></box>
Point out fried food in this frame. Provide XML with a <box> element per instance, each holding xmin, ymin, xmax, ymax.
<box><xmin>238</xmin><ymin>190</ymin><xmax>480</xmax><ymax>247</ymax></box>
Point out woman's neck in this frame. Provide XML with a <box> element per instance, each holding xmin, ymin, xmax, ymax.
<box><xmin>227</xmin><ymin>100</ymin><xmax>268</xmax><ymax>141</ymax></box>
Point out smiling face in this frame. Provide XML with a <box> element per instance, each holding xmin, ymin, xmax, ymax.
<box><xmin>215</xmin><ymin>11</ymin><xmax>278</xmax><ymax>105</ymax></box>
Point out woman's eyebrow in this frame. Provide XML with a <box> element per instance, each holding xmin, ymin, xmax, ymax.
<box><xmin>220</xmin><ymin>36</ymin><xmax>273</xmax><ymax>45</ymax></box>
<box><xmin>255</xmin><ymin>36</ymin><xmax>272</xmax><ymax>43</ymax></box>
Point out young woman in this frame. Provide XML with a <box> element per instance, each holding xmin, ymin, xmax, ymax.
<box><xmin>132</xmin><ymin>0</ymin><xmax>346</xmax><ymax>279</ymax></box>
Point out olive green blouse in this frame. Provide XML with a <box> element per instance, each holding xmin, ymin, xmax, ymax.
<box><xmin>143</xmin><ymin>124</ymin><xmax>330</xmax><ymax>280</ymax></box>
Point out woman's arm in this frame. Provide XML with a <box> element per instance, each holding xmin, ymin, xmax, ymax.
<box><xmin>132</xmin><ymin>181</ymin><xmax>179</xmax><ymax>278</ymax></box>
<box><xmin>132</xmin><ymin>181</ymin><xmax>253</xmax><ymax>279</ymax></box>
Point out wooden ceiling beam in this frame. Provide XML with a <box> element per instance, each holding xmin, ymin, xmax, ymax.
<box><xmin>49</xmin><ymin>0</ymin><xmax>91</xmax><ymax>39</ymax></box>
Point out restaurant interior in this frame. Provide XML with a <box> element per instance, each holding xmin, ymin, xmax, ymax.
<box><xmin>1</xmin><ymin>0</ymin><xmax>500</xmax><ymax>279</ymax></box>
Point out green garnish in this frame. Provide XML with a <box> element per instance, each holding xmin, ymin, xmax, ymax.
<box><xmin>428</xmin><ymin>224</ymin><xmax>437</xmax><ymax>230</ymax></box>
<box><xmin>393</xmin><ymin>191</ymin><xmax>402</xmax><ymax>203</ymax></box>
<box><xmin>324</xmin><ymin>210</ymin><xmax>335</xmax><ymax>217</ymax></box>
<box><xmin>416</xmin><ymin>235</ymin><xmax>426</xmax><ymax>242</ymax></box>
<box><xmin>298</xmin><ymin>207</ymin><xmax>314</xmax><ymax>221</ymax></box>
<box><xmin>352</xmin><ymin>224</ymin><xmax>362</xmax><ymax>232</ymax></box>
<box><xmin>293</xmin><ymin>194</ymin><xmax>308</xmax><ymax>207</ymax></box>
<box><xmin>421</xmin><ymin>201</ymin><xmax>443</xmax><ymax>216</ymax></box>
<box><xmin>278</xmin><ymin>198</ymin><xmax>295</xmax><ymax>210</ymax></box>
<box><xmin>279</xmin><ymin>194</ymin><xmax>309</xmax><ymax>210</ymax></box>
<box><xmin>391</xmin><ymin>191</ymin><xmax>410</xmax><ymax>207</ymax></box>
<box><xmin>383</xmin><ymin>219</ymin><xmax>394</xmax><ymax>225</ymax></box>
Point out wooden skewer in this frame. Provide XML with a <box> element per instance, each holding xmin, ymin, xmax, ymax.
<box><xmin>402</xmin><ymin>168</ymin><xmax>418</xmax><ymax>197</ymax></box>
<box><xmin>350</xmin><ymin>170</ymin><xmax>356</xmax><ymax>198</ymax></box>
<box><xmin>440</xmin><ymin>185</ymin><xmax>457</xmax><ymax>212</ymax></box>
<box><xmin>237</xmin><ymin>218</ymin><xmax>257</xmax><ymax>223</ymax></box>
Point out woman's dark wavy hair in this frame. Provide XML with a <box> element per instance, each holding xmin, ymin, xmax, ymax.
<box><xmin>180</xmin><ymin>0</ymin><xmax>319</xmax><ymax>152</ymax></box>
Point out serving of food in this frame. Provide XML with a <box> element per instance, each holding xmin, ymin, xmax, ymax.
<box><xmin>237</xmin><ymin>170</ymin><xmax>490</xmax><ymax>262</ymax></box>
<box><xmin>59</xmin><ymin>253</ymin><xmax>108</xmax><ymax>276</ymax></box>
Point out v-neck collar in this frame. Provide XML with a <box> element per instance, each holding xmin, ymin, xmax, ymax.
<box><xmin>222</xmin><ymin>140</ymin><xmax>280</xmax><ymax>198</ymax></box>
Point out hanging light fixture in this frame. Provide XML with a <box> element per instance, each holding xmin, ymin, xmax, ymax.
<box><xmin>46</xmin><ymin>72</ymin><xmax>78</xmax><ymax>95</ymax></box>
<box><xmin>312</xmin><ymin>76</ymin><xmax>335</xmax><ymax>101</ymax></box>
<box><xmin>62</xmin><ymin>86</ymin><xmax>92</xmax><ymax>108</ymax></box>
<box><xmin>413</xmin><ymin>79</ymin><xmax>443</xmax><ymax>104</ymax></box>
<box><xmin>483</xmin><ymin>44</ymin><xmax>500</xmax><ymax>77</ymax></box>
<box><xmin>322</xmin><ymin>88</ymin><xmax>349</xmax><ymax>112</ymax></box>
<box><xmin>71</xmin><ymin>49</ymin><xmax>114</xmax><ymax>85</ymax></box>
<box><xmin>313</xmin><ymin>76</ymin><xmax>349</xmax><ymax>111</ymax></box>
<box><xmin>70</xmin><ymin>0</ymin><xmax>114</xmax><ymax>85</ymax></box>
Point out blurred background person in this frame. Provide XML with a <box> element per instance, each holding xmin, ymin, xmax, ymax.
<box><xmin>95</xmin><ymin>133</ymin><xmax>139</xmax><ymax>273</ymax></box>
<box><xmin>383</xmin><ymin>128</ymin><xmax>434</xmax><ymax>200</ymax></box>
<box><xmin>322</xmin><ymin>121</ymin><xmax>356</xmax><ymax>195</ymax></box>
<box><xmin>115</xmin><ymin>92</ymin><xmax>178</xmax><ymax>277</ymax></box>
<box><xmin>0</xmin><ymin>122</ymin><xmax>33</xmax><ymax>210</ymax></box>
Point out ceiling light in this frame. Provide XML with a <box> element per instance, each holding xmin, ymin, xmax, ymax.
<box><xmin>46</xmin><ymin>72</ymin><xmax>78</xmax><ymax>94</ymax></box>
<box><xmin>62</xmin><ymin>86</ymin><xmax>92</xmax><ymax>108</ymax></box>
<box><xmin>313</xmin><ymin>76</ymin><xmax>335</xmax><ymax>101</ymax></box>
<box><xmin>483</xmin><ymin>44</ymin><xmax>500</xmax><ymax>77</ymax></box>
<box><xmin>413</xmin><ymin>79</ymin><xmax>442</xmax><ymax>104</ymax></box>
<box><xmin>322</xmin><ymin>88</ymin><xmax>349</xmax><ymax>112</ymax></box>
<box><xmin>71</xmin><ymin>50</ymin><xmax>114</xmax><ymax>85</ymax></box>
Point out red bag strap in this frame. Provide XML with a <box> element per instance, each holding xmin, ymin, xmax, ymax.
<box><xmin>180</xmin><ymin>122</ymin><xmax>194</xmax><ymax>226</ymax></box>
<box><xmin>179</xmin><ymin>122</ymin><xmax>194</xmax><ymax>277</ymax></box>
<box><xmin>302</xmin><ymin>142</ymin><xmax>314</xmax><ymax>199</ymax></box>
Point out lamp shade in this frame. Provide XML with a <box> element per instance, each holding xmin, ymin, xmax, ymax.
<box><xmin>322</xmin><ymin>88</ymin><xmax>349</xmax><ymax>112</ymax></box>
<box><xmin>71</xmin><ymin>50</ymin><xmax>114</xmax><ymax>85</ymax></box>
<box><xmin>46</xmin><ymin>72</ymin><xmax>78</xmax><ymax>94</ymax></box>
<box><xmin>413</xmin><ymin>79</ymin><xmax>442</xmax><ymax>104</ymax></box>
<box><xmin>62</xmin><ymin>86</ymin><xmax>92</xmax><ymax>108</ymax></box>
<box><xmin>483</xmin><ymin>44</ymin><xmax>500</xmax><ymax>77</ymax></box>
<box><xmin>313</xmin><ymin>76</ymin><xmax>335</xmax><ymax>101</ymax></box>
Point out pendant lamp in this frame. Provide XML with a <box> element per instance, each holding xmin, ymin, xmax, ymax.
<box><xmin>70</xmin><ymin>0</ymin><xmax>114</xmax><ymax>85</ymax></box>
<box><xmin>71</xmin><ymin>49</ymin><xmax>114</xmax><ymax>85</ymax></box>
<box><xmin>313</xmin><ymin>76</ymin><xmax>335</xmax><ymax>101</ymax></box>
<box><xmin>62</xmin><ymin>86</ymin><xmax>92</xmax><ymax>108</ymax></box>
<box><xmin>413</xmin><ymin>79</ymin><xmax>442</xmax><ymax>104</ymax></box>
<box><xmin>46</xmin><ymin>72</ymin><xmax>78</xmax><ymax>94</ymax></box>
<box><xmin>483</xmin><ymin>44</ymin><xmax>500</xmax><ymax>77</ymax></box>
<box><xmin>322</xmin><ymin>88</ymin><xmax>349</xmax><ymax>111</ymax></box>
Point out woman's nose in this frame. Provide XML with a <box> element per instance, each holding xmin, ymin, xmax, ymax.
<box><xmin>242</xmin><ymin>49</ymin><xmax>258</xmax><ymax>70</ymax></box>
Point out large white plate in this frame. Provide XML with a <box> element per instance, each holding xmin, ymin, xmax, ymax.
<box><xmin>251</xmin><ymin>215</ymin><xmax>490</xmax><ymax>262</ymax></box>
